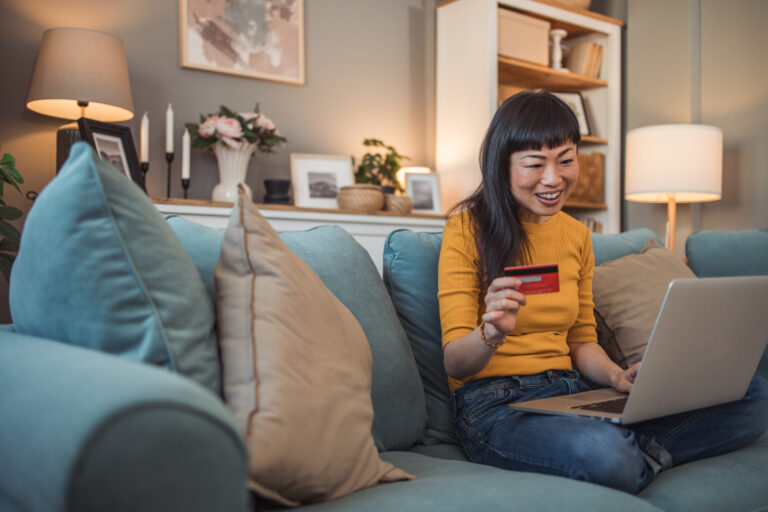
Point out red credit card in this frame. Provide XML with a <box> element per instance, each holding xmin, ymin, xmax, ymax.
<box><xmin>504</xmin><ymin>264</ymin><xmax>559</xmax><ymax>295</ymax></box>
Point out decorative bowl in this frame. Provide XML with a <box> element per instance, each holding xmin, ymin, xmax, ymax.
<box><xmin>336</xmin><ymin>184</ymin><xmax>384</xmax><ymax>211</ymax></box>
<box><xmin>384</xmin><ymin>195</ymin><xmax>414</xmax><ymax>215</ymax></box>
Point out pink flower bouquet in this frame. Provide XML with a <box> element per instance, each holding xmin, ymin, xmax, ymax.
<box><xmin>185</xmin><ymin>105</ymin><xmax>287</xmax><ymax>154</ymax></box>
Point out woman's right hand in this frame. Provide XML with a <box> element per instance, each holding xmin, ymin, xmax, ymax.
<box><xmin>481</xmin><ymin>276</ymin><xmax>527</xmax><ymax>340</ymax></box>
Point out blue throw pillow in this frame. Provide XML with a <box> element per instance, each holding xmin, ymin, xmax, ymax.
<box><xmin>686</xmin><ymin>227</ymin><xmax>768</xmax><ymax>277</ymax></box>
<box><xmin>9</xmin><ymin>143</ymin><xmax>220</xmax><ymax>396</ymax></box>
<box><xmin>383</xmin><ymin>230</ymin><xmax>457</xmax><ymax>445</ymax></box>
<box><xmin>591</xmin><ymin>228</ymin><xmax>662</xmax><ymax>266</ymax></box>
<box><xmin>168</xmin><ymin>215</ymin><xmax>427</xmax><ymax>451</ymax></box>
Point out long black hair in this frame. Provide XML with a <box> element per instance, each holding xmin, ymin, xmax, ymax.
<box><xmin>450</xmin><ymin>90</ymin><xmax>581</xmax><ymax>286</ymax></box>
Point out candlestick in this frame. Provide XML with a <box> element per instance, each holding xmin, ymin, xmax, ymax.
<box><xmin>182</xmin><ymin>178</ymin><xmax>190</xmax><ymax>199</ymax></box>
<box><xmin>181</xmin><ymin>128</ymin><xmax>191</xmax><ymax>180</ymax></box>
<box><xmin>165</xmin><ymin>152</ymin><xmax>174</xmax><ymax>199</ymax></box>
<box><xmin>140</xmin><ymin>161</ymin><xmax>149</xmax><ymax>193</ymax></box>
<box><xmin>140</xmin><ymin>111</ymin><xmax>149</xmax><ymax>163</ymax></box>
<box><xmin>165</xmin><ymin>103</ymin><xmax>174</xmax><ymax>153</ymax></box>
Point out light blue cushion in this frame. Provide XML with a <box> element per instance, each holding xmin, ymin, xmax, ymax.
<box><xmin>638</xmin><ymin>432</ymin><xmax>768</xmax><ymax>512</ymax></box>
<box><xmin>259</xmin><ymin>451</ymin><xmax>663</xmax><ymax>512</ymax></box>
<box><xmin>167</xmin><ymin>215</ymin><xmax>427</xmax><ymax>451</ymax></box>
<box><xmin>685</xmin><ymin>227</ymin><xmax>768</xmax><ymax>277</ymax></box>
<box><xmin>383</xmin><ymin>230</ymin><xmax>456</xmax><ymax>445</ymax></box>
<box><xmin>9</xmin><ymin>142</ymin><xmax>220</xmax><ymax>395</ymax></box>
<box><xmin>591</xmin><ymin>228</ymin><xmax>662</xmax><ymax>266</ymax></box>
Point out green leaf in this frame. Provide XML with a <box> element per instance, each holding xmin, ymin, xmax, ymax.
<box><xmin>0</xmin><ymin>206</ymin><xmax>23</xmax><ymax>220</ymax></box>
<box><xmin>0</xmin><ymin>238</ymin><xmax>19</xmax><ymax>253</ymax></box>
<box><xmin>0</xmin><ymin>220</ymin><xmax>21</xmax><ymax>242</ymax></box>
<box><xmin>0</xmin><ymin>254</ymin><xmax>11</xmax><ymax>283</ymax></box>
<box><xmin>1</xmin><ymin>174</ymin><xmax>20</xmax><ymax>194</ymax></box>
<box><xmin>0</xmin><ymin>153</ymin><xmax>15</xmax><ymax>167</ymax></box>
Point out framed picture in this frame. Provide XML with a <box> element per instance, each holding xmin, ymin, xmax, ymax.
<box><xmin>78</xmin><ymin>119</ymin><xmax>144</xmax><ymax>190</ymax></box>
<box><xmin>290</xmin><ymin>153</ymin><xmax>354</xmax><ymax>209</ymax></box>
<box><xmin>551</xmin><ymin>91</ymin><xmax>591</xmax><ymax>136</ymax></box>
<box><xmin>406</xmin><ymin>172</ymin><xmax>442</xmax><ymax>213</ymax></box>
<box><xmin>179</xmin><ymin>0</ymin><xmax>305</xmax><ymax>85</ymax></box>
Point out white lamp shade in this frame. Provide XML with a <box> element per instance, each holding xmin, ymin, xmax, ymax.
<box><xmin>26</xmin><ymin>28</ymin><xmax>134</xmax><ymax>122</ymax></box>
<box><xmin>625</xmin><ymin>124</ymin><xmax>722</xmax><ymax>203</ymax></box>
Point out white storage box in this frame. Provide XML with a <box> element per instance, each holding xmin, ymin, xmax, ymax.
<box><xmin>498</xmin><ymin>8</ymin><xmax>550</xmax><ymax>66</ymax></box>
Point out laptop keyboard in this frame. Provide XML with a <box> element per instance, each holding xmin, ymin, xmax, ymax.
<box><xmin>572</xmin><ymin>396</ymin><xmax>628</xmax><ymax>414</ymax></box>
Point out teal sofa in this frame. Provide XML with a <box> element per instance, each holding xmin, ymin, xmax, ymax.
<box><xmin>2</xmin><ymin>167</ymin><xmax>767</xmax><ymax>512</ymax></box>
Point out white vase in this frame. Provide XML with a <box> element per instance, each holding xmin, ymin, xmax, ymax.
<box><xmin>212</xmin><ymin>141</ymin><xmax>256</xmax><ymax>202</ymax></box>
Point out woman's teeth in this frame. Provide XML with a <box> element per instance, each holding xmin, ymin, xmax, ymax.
<box><xmin>536</xmin><ymin>192</ymin><xmax>561</xmax><ymax>200</ymax></box>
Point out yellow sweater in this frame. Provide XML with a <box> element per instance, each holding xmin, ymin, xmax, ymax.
<box><xmin>438</xmin><ymin>211</ymin><xmax>597</xmax><ymax>391</ymax></box>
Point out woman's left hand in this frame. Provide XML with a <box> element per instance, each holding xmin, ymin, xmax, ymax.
<box><xmin>611</xmin><ymin>362</ymin><xmax>641</xmax><ymax>393</ymax></box>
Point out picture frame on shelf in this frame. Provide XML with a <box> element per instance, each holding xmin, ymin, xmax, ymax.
<box><xmin>77</xmin><ymin>118</ymin><xmax>144</xmax><ymax>190</ymax></box>
<box><xmin>406</xmin><ymin>172</ymin><xmax>441</xmax><ymax>213</ymax></box>
<box><xmin>290</xmin><ymin>153</ymin><xmax>354</xmax><ymax>209</ymax></box>
<box><xmin>551</xmin><ymin>91</ymin><xmax>591</xmax><ymax>136</ymax></box>
<box><xmin>179</xmin><ymin>0</ymin><xmax>305</xmax><ymax>85</ymax></box>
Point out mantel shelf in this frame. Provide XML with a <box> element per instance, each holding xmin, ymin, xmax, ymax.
<box><xmin>581</xmin><ymin>135</ymin><xmax>608</xmax><ymax>145</ymax></box>
<box><xmin>498</xmin><ymin>55</ymin><xmax>608</xmax><ymax>92</ymax></box>
<box><xmin>564</xmin><ymin>200</ymin><xmax>608</xmax><ymax>210</ymax></box>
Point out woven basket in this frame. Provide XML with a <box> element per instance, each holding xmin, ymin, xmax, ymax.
<box><xmin>384</xmin><ymin>195</ymin><xmax>414</xmax><ymax>215</ymax></box>
<box><xmin>337</xmin><ymin>184</ymin><xmax>384</xmax><ymax>211</ymax></box>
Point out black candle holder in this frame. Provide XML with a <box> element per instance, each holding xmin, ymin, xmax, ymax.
<box><xmin>181</xmin><ymin>178</ymin><xmax>190</xmax><ymax>199</ymax></box>
<box><xmin>165</xmin><ymin>152</ymin><xmax>174</xmax><ymax>198</ymax></box>
<box><xmin>140</xmin><ymin>162</ymin><xmax>149</xmax><ymax>193</ymax></box>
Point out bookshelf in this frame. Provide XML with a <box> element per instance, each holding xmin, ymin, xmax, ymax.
<box><xmin>436</xmin><ymin>0</ymin><xmax>623</xmax><ymax>233</ymax></box>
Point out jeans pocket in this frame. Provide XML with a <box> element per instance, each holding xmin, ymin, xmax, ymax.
<box><xmin>459</xmin><ymin>387</ymin><xmax>520</xmax><ymax>425</ymax></box>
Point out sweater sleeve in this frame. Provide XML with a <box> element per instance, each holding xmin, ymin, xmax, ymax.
<box><xmin>567</xmin><ymin>230</ymin><xmax>598</xmax><ymax>343</ymax></box>
<box><xmin>438</xmin><ymin>215</ymin><xmax>483</xmax><ymax>348</ymax></box>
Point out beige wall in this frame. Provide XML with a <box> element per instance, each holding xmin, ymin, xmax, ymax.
<box><xmin>624</xmin><ymin>0</ymin><xmax>768</xmax><ymax>254</ymax></box>
<box><xmin>0</xmin><ymin>0</ymin><xmax>436</xmax><ymax>322</ymax></box>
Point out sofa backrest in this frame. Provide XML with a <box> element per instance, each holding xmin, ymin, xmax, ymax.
<box><xmin>167</xmin><ymin>215</ymin><xmax>428</xmax><ymax>452</ymax></box>
<box><xmin>686</xmin><ymin>226</ymin><xmax>768</xmax><ymax>277</ymax></box>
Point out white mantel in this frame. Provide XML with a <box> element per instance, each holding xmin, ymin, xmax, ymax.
<box><xmin>154</xmin><ymin>199</ymin><xmax>447</xmax><ymax>274</ymax></box>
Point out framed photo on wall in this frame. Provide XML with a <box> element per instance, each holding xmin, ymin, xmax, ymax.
<box><xmin>551</xmin><ymin>91</ymin><xmax>591</xmax><ymax>136</ymax></box>
<box><xmin>179</xmin><ymin>0</ymin><xmax>305</xmax><ymax>85</ymax></box>
<box><xmin>290</xmin><ymin>153</ymin><xmax>354</xmax><ymax>209</ymax></box>
<box><xmin>78</xmin><ymin>119</ymin><xmax>144</xmax><ymax>190</ymax></box>
<box><xmin>406</xmin><ymin>172</ymin><xmax>441</xmax><ymax>213</ymax></box>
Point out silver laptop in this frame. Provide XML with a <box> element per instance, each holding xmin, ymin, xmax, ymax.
<box><xmin>508</xmin><ymin>276</ymin><xmax>768</xmax><ymax>424</ymax></box>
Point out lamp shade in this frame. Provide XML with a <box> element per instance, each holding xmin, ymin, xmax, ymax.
<box><xmin>26</xmin><ymin>28</ymin><xmax>134</xmax><ymax>122</ymax></box>
<box><xmin>625</xmin><ymin>124</ymin><xmax>722</xmax><ymax>203</ymax></box>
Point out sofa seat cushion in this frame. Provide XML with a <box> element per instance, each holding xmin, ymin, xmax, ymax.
<box><xmin>685</xmin><ymin>226</ymin><xmax>768</xmax><ymax>277</ymax></box>
<box><xmin>167</xmin><ymin>214</ymin><xmax>427</xmax><ymax>452</ymax></box>
<box><xmin>9</xmin><ymin>143</ymin><xmax>220</xmax><ymax>395</ymax></box>
<box><xmin>258</xmin><ymin>451</ymin><xmax>662</xmax><ymax>511</ymax></box>
<box><xmin>639</xmin><ymin>432</ymin><xmax>768</xmax><ymax>512</ymax></box>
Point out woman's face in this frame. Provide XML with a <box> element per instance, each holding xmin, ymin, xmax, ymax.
<box><xmin>509</xmin><ymin>143</ymin><xmax>579</xmax><ymax>223</ymax></box>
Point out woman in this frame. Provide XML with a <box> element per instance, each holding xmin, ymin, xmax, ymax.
<box><xmin>438</xmin><ymin>90</ymin><xmax>768</xmax><ymax>494</ymax></box>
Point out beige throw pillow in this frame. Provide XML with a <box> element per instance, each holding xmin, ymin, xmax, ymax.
<box><xmin>214</xmin><ymin>187</ymin><xmax>413</xmax><ymax>506</ymax></box>
<box><xmin>593</xmin><ymin>239</ymin><xmax>696</xmax><ymax>369</ymax></box>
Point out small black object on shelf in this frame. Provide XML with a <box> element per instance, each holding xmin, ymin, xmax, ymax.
<box><xmin>263</xmin><ymin>179</ymin><xmax>292</xmax><ymax>205</ymax></box>
<box><xmin>181</xmin><ymin>178</ymin><xmax>190</xmax><ymax>199</ymax></box>
<box><xmin>165</xmin><ymin>152</ymin><xmax>174</xmax><ymax>199</ymax></box>
<box><xmin>140</xmin><ymin>162</ymin><xmax>149</xmax><ymax>192</ymax></box>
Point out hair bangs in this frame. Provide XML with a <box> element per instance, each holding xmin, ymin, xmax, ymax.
<box><xmin>507</xmin><ymin>93</ymin><xmax>581</xmax><ymax>153</ymax></box>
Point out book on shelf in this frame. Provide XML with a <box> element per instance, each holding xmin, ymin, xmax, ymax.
<box><xmin>575</xmin><ymin>216</ymin><xmax>603</xmax><ymax>233</ymax></box>
<box><xmin>564</xmin><ymin>40</ymin><xmax>603</xmax><ymax>79</ymax></box>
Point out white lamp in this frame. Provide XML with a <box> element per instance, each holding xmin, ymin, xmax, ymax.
<box><xmin>26</xmin><ymin>27</ymin><xmax>134</xmax><ymax>170</ymax></box>
<box><xmin>625</xmin><ymin>124</ymin><xmax>723</xmax><ymax>252</ymax></box>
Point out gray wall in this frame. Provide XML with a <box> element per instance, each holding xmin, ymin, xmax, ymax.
<box><xmin>0</xmin><ymin>0</ymin><xmax>436</xmax><ymax>322</ymax></box>
<box><xmin>623</xmin><ymin>0</ymin><xmax>768</xmax><ymax>254</ymax></box>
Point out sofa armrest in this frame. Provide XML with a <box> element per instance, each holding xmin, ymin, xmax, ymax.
<box><xmin>0</xmin><ymin>331</ymin><xmax>249</xmax><ymax>512</ymax></box>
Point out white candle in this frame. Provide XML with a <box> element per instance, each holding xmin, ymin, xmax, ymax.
<box><xmin>181</xmin><ymin>129</ymin><xmax>190</xmax><ymax>179</ymax></box>
<box><xmin>140</xmin><ymin>112</ymin><xmax>149</xmax><ymax>163</ymax></box>
<box><xmin>165</xmin><ymin>103</ymin><xmax>174</xmax><ymax>154</ymax></box>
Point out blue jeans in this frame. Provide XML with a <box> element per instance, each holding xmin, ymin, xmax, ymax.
<box><xmin>452</xmin><ymin>370</ymin><xmax>768</xmax><ymax>494</ymax></box>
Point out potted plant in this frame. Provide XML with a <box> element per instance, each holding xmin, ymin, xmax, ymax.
<box><xmin>353</xmin><ymin>139</ymin><xmax>409</xmax><ymax>193</ymax></box>
<box><xmin>0</xmin><ymin>147</ymin><xmax>24</xmax><ymax>282</ymax></box>
<box><xmin>185</xmin><ymin>104</ymin><xmax>286</xmax><ymax>202</ymax></box>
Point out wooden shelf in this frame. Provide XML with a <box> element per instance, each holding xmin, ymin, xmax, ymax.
<box><xmin>564</xmin><ymin>200</ymin><xmax>608</xmax><ymax>210</ymax></box>
<box><xmin>498</xmin><ymin>55</ymin><xmax>607</xmax><ymax>92</ymax></box>
<box><xmin>581</xmin><ymin>135</ymin><xmax>608</xmax><ymax>144</ymax></box>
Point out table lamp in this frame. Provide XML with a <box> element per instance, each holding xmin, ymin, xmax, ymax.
<box><xmin>625</xmin><ymin>124</ymin><xmax>722</xmax><ymax>253</ymax></box>
<box><xmin>26</xmin><ymin>27</ymin><xmax>134</xmax><ymax>171</ymax></box>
